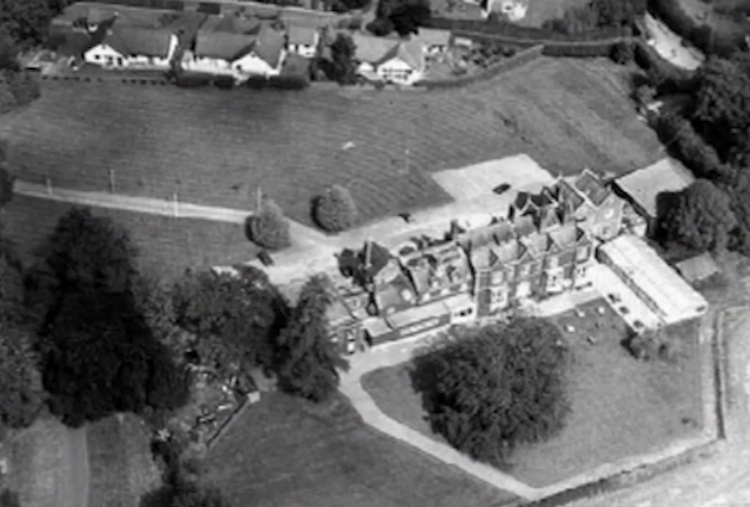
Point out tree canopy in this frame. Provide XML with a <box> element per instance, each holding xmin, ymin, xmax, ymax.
<box><xmin>411</xmin><ymin>318</ymin><xmax>570</xmax><ymax>466</ymax></box>
<box><xmin>0</xmin><ymin>166</ymin><xmax>13</xmax><ymax>209</ymax></box>
<box><xmin>173</xmin><ymin>266</ymin><xmax>288</xmax><ymax>374</ymax></box>
<box><xmin>691</xmin><ymin>55</ymin><xmax>750</xmax><ymax>164</ymax></box>
<box><xmin>658</xmin><ymin>179</ymin><xmax>737</xmax><ymax>253</ymax></box>
<box><xmin>0</xmin><ymin>224</ymin><xmax>25</xmax><ymax>324</ymax></box>
<box><xmin>327</xmin><ymin>33</ymin><xmax>358</xmax><ymax>85</ymax></box>
<box><xmin>314</xmin><ymin>184</ymin><xmax>359</xmax><ymax>232</ymax></box>
<box><xmin>368</xmin><ymin>0</ymin><xmax>430</xmax><ymax>36</ymax></box>
<box><xmin>30</xmin><ymin>208</ymin><xmax>188</xmax><ymax>426</ymax></box>
<box><xmin>0</xmin><ymin>322</ymin><xmax>45</xmax><ymax>428</ymax></box>
<box><xmin>275</xmin><ymin>274</ymin><xmax>349</xmax><ymax>402</ymax></box>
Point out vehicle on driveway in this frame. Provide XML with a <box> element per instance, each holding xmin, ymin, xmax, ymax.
<box><xmin>493</xmin><ymin>183</ymin><xmax>511</xmax><ymax>195</ymax></box>
<box><xmin>258</xmin><ymin>250</ymin><xmax>274</xmax><ymax>266</ymax></box>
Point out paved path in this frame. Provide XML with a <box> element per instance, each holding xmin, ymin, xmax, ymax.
<box><xmin>59</xmin><ymin>426</ymin><xmax>89</xmax><ymax>507</ymax></box>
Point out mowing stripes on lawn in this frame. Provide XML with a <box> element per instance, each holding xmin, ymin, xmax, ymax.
<box><xmin>0</xmin><ymin>58</ymin><xmax>661</xmax><ymax>227</ymax></box>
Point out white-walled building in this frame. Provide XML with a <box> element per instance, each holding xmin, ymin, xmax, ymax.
<box><xmin>597</xmin><ymin>235</ymin><xmax>708</xmax><ymax>326</ymax></box>
<box><xmin>84</xmin><ymin>26</ymin><xmax>178</xmax><ymax>70</ymax></box>
<box><xmin>287</xmin><ymin>26</ymin><xmax>320</xmax><ymax>58</ymax></box>
<box><xmin>351</xmin><ymin>33</ymin><xmax>425</xmax><ymax>86</ymax></box>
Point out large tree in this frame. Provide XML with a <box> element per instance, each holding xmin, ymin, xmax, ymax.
<box><xmin>31</xmin><ymin>208</ymin><xmax>188</xmax><ymax>426</ymax></box>
<box><xmin>0</xmin><ymin>0</ymin><xmax>52</xmax><ymax>46</ymax></box>
<box><xmin>274</xmin><ymin>274</ymin><xmax>348</xmax><ymax>402</ymax></box>
<box><xmin>0</xmin><ymin>323</ymin><xmax>45</xmax><ymax>428</ymax></box>
<box><xmin>248</xmin><ymin>197</ymin><xmax>291</xmax><ymax>250</ymax></box>
<box><xmin>369</xmin><ymin>0</ymin><xmax>430</xmax><ymax>36</ymax></box>
<box><xmin>659</xmin><ymin>179</ymin><xmax>737</xmax><ymax>253</ymax></box>
<box><xmin>411</xmin><ymin>318</ymin><xmax>570</xmax><ymax>466</ymax></box>
<box><xmin>327</xmin><ymin>33</ymin><xmax>358</xmax><ymax>85</ymax></box>
<box><xmin>0</xmin><ymin>223</ymin><xmax>25</xmax><ymax>324</ymax></box>
<box><xmin>173</xmin><ymin>267</ymin><xmax>288</xmax><ymax>374</ymax></box>
<box><xmin>0</xmin><ymin>166</ymin><xmax>13</xmax><ymax>209</ymax></box>
<box><xmin>692</xmin><ymin>56</ymin><xmax>750</xmax><ymax>163</ymax></box>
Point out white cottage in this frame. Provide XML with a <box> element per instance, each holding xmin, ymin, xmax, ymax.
<box><xmin>351</xmin><ymin>34</ymin><xmax>425</xmax><ymax>86</ymax></box>
<box><xmin>84</xmin><ymin>26</ymin><xmax>178</xmax><ymax>70</ymax></box>
<box><xmin>183</xmin><ymin>25</ymin><xmax>286</xmax><ymax>79</ymax></box>
<box><xmin>287</xmin><ymin>26</ymin><xmax>320</xmax><ymax>58</ymax></box>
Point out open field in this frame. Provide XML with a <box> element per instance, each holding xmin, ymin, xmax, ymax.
<box><xmin>1</xmin><ymin>195</ymin><xmax>257</xmax><ymax>282</ymax></box>
<box><xmin>362</xmin><ymin>299</ymin><xmax>704</xmax><ymax>487</ymax></box>
<box><xmin>0</xmin><ymin>57</ymin><xmax>660</xmax><ymax>226</ymax></box>
<box><xmin>87</xmin><ymin>415</ymin><xmax>161</xmax><ymax>507</ymax></box>
<box><xmin>205</xmin><ymin>392</ymin><xmax>519</xmax><ymax>507</ymax></box>
<box><xmin>514</xmin><ymin>0</ymin><xmax>590</xmax><ymax>27</ymax></box>
<box><xmin>5</xmin><ymin>417</ymin><xmax>67</xmax><ymax>507</ymax></box>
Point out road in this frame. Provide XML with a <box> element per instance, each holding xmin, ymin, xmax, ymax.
<box><xmin>60</xmin><ymin>426</ymin><xmax>89</xmax><ymax>507</ymax></box>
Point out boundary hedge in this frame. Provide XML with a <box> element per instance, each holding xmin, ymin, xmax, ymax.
<box><xmin>428</xmin><ymin>17</ymin><xmax>630</xmax><ymax>41</ymax></box>
<box><xmin>648</xmin><ymin>0</ymin><xmax>747</xmax><ymax>57</ymax></box>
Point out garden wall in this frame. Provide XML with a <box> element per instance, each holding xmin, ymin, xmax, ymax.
<box><xmin>429</xmin><ymin>17</ymin><xmax>630</xmax><ymax>41</ymax></box>
<box><xmin>416</xmin><ymin>45</ymin><xmax>543</xmax><ymax>89</ymax></box>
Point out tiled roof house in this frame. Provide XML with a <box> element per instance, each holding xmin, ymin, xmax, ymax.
<box><xmin>350</xmin><ymin>33</ymin><xmax>425</xmax><ymax>86</ymax></box>
<box><xmin>83</xmin><ymin>24</ymin><xmax>179</xmax><ymax>69</ymax></box>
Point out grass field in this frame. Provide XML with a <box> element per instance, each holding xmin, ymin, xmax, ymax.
<box><xmin>362</xmin><ymin>300</ymin><xmax>704</xmax><ymax>487</ymax></box>
<box><xmin>87</xmin><ymin>415</ymin><xmax>161</xmax><ymax>507</ymax></box>
<box><xmin>205</xmin><ymin>392</ymin><xmax>519</xmax><ymax>507</ymax></box>
<box><xmin>1</xmin><ymin>195</ymin><xmax>257</xmax><ymax>282</ymax></box>
<box><xmin>0</xmin><ymin>57</ymin><xmax>660</xmax><ymax>227</ymax></box>
<box><xmin>5</xmin><ymin>417</ymin><xmax>67</xmax><ymax>507</ymax></box>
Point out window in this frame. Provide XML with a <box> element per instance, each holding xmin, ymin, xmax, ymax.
<box><xmin>93</xmin><ymin>54</ymin><xmax>100</xmax><ymax>60</ymax></box>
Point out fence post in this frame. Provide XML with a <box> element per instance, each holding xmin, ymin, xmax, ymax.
<box><xmin>46</xmin><ymin>177</ymin><xmax>52</xmax><ymax>196</ymax></box>
<box><xmin>172</xmin><ymin>192</ymin><xmax>179</xmax><ymax>217</ymax></box>
<box><xmin>109</xmin><ymin>169</ymin><xmax>116</xmax><ymax>193</ymax></box>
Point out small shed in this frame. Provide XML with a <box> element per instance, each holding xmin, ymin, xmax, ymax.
<box><xmin>675</xmin><ymin>253</ymin><xmax>720</xmax><ymax>283</ymax></box>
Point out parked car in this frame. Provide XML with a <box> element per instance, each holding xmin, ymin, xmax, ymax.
<box><xmin>258</xmin><ymin>250</ymin><xmax>274</xmax><ymax>266</ymax></box>
<box><xmin>493</xmin><ymin>183</ymin><xmax>511</xmax><ymax>195</ymax></box>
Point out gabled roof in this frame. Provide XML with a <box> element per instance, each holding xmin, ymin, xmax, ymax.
<box><xmin>254</xmin><ymin>24</ymin><xmax>286</xmax><ymax>67</ymax></box>
<box><xmin>87</xmin><ymin>6</ymin><xmax>120</xmax><ymax>25</ymax></box>
<box><xmin>675</xmin><ymin>253</ymin><xmax>720</xmax><ymax>283</ymax></box>
<box><xmin>536</xmin><ymin>206</ymin><xmax>562</xmax><ymax>230</ymax></box>
<box><xmin>412</xmin><ymin>27</ymin><xmax>451</xmax><ymax>46</ymax></box>
<box><xmin>514</xmin><ymin>215</ymin><xmax>537</xmax><ymax>237</ymax></box>
<box><xmin>194</xmin><ymin>30</ymin><xmax>256</xmax><ymax>60</ymax></box>
<box><xmin>556</xmin><ymin>179</ymin><xmax>586</xmax><ymax>210</ymax></box>
<box><xmin>547</xmin><ymin>223</ymin><xmax>583</xmax><ymax>250</ymax></box>
<box><xmin>492</xmin><ymin>240</ymin><xmax>522</xmax><ymax>264</ymax></box>
<box><xmin>573</xmin><ymin>169</ymin><xmax>610</xmax><ymax>206</ymax></box>
<box><xmin>521</xmin><ymin>232</ymin><xmax>552</xmax><ymax>257</ymax></box>
<box><xmin>615</xmin><ymin>158</ymin><xmax>695</xmax><ymax>218</ymax></box>
<box><xmin>351</xmin><ymin>33</ymin><xmax>400</xmax><ymax>64</ymax></box>
<box><xmin>375</xmin><ymin>271</ymin><xmax>417</xmax><ymax>313</ymax></box>
<box><xmin>382</xmin><ymin>39</ymin><xmax>425</xmax><ymax>72</ymax></box>
<box><xmin>211</xmin><ymin>13</ymin><xmax>263</xmax><ymax>35</ymax></box>
<box><xmin>288</xmin><ymin>25</ymin><xmax>318</xmax><ymax>45</ymax></box>
<box><xmin>101</xmin><ymin>26</ymin><xmax>174</xmax><ymax>57</ymax></box>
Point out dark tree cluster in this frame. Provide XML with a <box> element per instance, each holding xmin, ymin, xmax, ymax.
<box><xmin>652</xmin><ymin>53</ymin><xmax>750</xmax><ymax>257</ymax></box>
<box><xmin>274</xmin><ymin>275</ymin><xmax>349</xmax><ymax>402</ymax></box>
<box><xmin>172</xmin><ymin>266</ymin><xmax>289</xmax><ymax>376</ymax></box>
<box><xmin>28</xmin><ymin>208</ymin><xmax>189</xmax><ymax>427</ymax></box>
<box><xmin>247</xmin><ymin>196</ymin><xmax>291</xmax><ymax>250</ymax></box>
<box><xmin>366</xmin><ymin>0</ymin><xmax>431</xmax><ymax>36</ymax></box>
<box><xmin>323</xmin><ymin>33</ymin><xmax>358</xmax><ymax>85</ymax></box>
<box><xmin>313</xmin><ymin>184</ymin><xmax>359</xmax><ymax>232</ymax></box>
<box><xmin>0</xmin><ymin>0</ymin><xmax>72</xmax><ymax>46</ymax></box>
<box><xmin>411</xmin><ymin>318</ymin><xmax>571</xmax><ymax>466</ymax></box>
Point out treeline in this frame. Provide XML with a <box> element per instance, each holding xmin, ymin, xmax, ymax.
<box><xmin>647</xmin><ymin>51</ymin><xmax>750</xmax><ymax>256</ymax></box>
<box><xmin>647</xmin><ymin>0</ymin><xmax>748</xmax><ymax>58</ymax></box>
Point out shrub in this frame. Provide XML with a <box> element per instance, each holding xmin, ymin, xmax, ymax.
<box><xmin>610</xmin><ymin>41</ymin><xmax>634</xmax><ymax>64</ymax></box>
<box><xmin>174</xmin><ymin>72</ymin><xmax>212</xmax><ymax>88</ymax></box>
<box><xmin>624</xmin><ymin>328</ymin><xmax>674</xmax><ymax>361</ymax></box>
<box><xmin>213</xmin><ymin>75</ymin><xmax>235</xmax><ymax>89</ymax></box>
<box><xmin>541</xmin><ymin>42</ymin><xmax>615</xmax><ymax>57</ymax></box>
<box><xmin>248</xmin><ymin>198</ymin><xmax>291</xmax><ymax>250</ymax></box>
<box><xmin>313</xmin><ymin>184</ymin><xmax>359</xmax><ymax>232</ymax></box>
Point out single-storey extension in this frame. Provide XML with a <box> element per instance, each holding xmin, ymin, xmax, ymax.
<box><xmin>597</xmin><ymin>235</ymin><xmax>708</xmax><ymax>326</ymax></box>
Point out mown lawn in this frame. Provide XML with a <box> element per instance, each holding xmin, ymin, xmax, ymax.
<box><xmin>205</xmin><ymin>392</ymin><xmax>520</xmax><ymax>507</ymax></box>
<box><xmin>87</xmin><ymin>415</ymin><xmax>161</xmax><ymax>507</ymax></box>
<box><xmin>363</xmin><ymin>300</ymin><xmax>703</xmax><ymax>487</ymax></box>
<box><xmin>513</xmin><ymin>0</ymin><xmax>591</xmax><ymax>27</ymax></box>
<box><xmin>0</xmin><ymin>57</ymin><xmax>660</xmax><ymax>226</ymax></box>
<box><xmin>1</xmin><ymin>195</ymin><xmax>257</xmax><ymax>283</ymax></box>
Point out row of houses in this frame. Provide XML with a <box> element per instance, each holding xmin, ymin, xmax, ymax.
<box><xmin>321</xmin><ymin>163</ymin><xmax>709</xmax><ymax>355</ymax></box>
<box><xmin>56</xmin><ymin>3</ymin><xmax>455</xmax><ymax>85</ymax></box>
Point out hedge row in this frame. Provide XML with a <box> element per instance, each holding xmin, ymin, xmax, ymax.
<box><xmin>428</xmin><ymin>17</ymin><xmax>630</xmax><ymax>42</ymax></box>
<box><xmin>648</xmin><ymin>0</ymin><xmax>747</xmax><ymax>57</ymax></box>
<box><xmin>174</xmin><ymin>72</ymin><xmax>310</xmax><ymax>90</ymax></box>
<box><xmin>417</xmin><ymin>45</ymin><xmax>543</xmax><ymax>89</ymax></box>
<box><xmin>88</xmin><ymin>0</ymin><xmax>186</xmax><ymax>9</ymax></box>
<box><xmin>541</xmin><ymin>41</ymin><xmax>619</xmax><ymax>57</ymax></box>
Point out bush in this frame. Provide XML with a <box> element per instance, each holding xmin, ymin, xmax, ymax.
<box><xmin>313</xmin><ymin>184</ymin><xmax>359</xmax><ymax>232</ymax></box>
<box><xmin>610</xmin><ymin>41</ymin><xmax>634</xmax><ymax>64</ymax></box>
<box><xmin>428</xmin><ymin>17</ymin><xmax>627</xmax><ymax>41</ymax></box>
<box><xmin>623</xmin><ymin>328</ymin><xmax>674</xmax><ymax>361</ymax></box>
<box><xmin>248</xmin><ymin>198</ymin><xmax>291</xmax><ymax>250</ymax></box>
<box><xmin>213</xmin><ymin>75</ymin><xmax>236</xmax><ymax>89</ymax></box>
<box><xmin>174</xmin><ymin>72</ymin><xmax>212</xmax><ymax>88</ymax></box>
